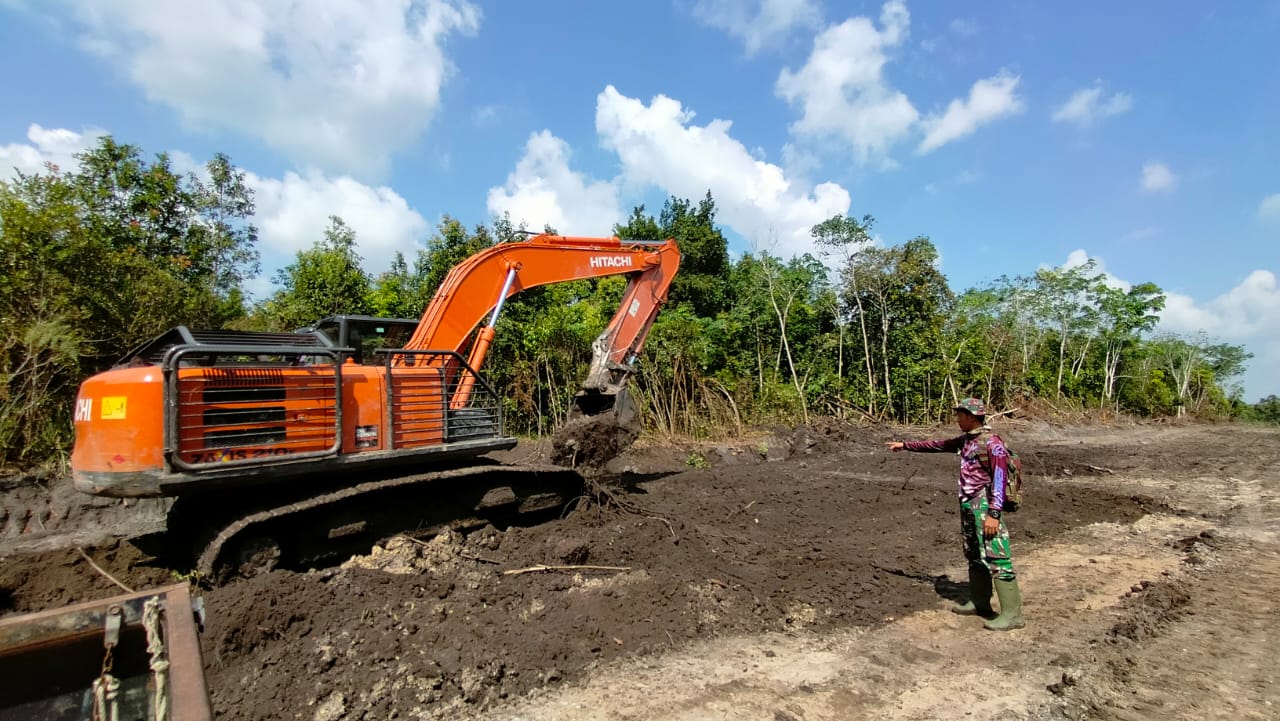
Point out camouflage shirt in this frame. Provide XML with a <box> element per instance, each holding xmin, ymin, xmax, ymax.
<box><xmin>901</xmin><ymin>430</ymin><xmax>1011</xmax><ymax>510</ymax></box>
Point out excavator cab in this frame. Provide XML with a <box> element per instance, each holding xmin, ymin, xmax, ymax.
<box><xmin>302</xmin><ymin>315</ymin><xmax>420</xmax><ymax>365</ymax></box>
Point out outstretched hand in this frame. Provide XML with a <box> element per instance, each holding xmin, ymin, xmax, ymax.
<box><xmin>886</xmin><ymin>441</ymin><xmax>905</xmax><ymax>452</ymax></box>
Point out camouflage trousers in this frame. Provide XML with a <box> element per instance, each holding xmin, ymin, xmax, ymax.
<box><xmin>960</xmin><ymin>495</ymin><xmax>1016</xmax><ymax>582</ymax></box>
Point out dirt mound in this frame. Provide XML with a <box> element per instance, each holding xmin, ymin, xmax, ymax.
<box><xmin>549</xmin><ymin>413</ymin><xmax>640</xmax><ymax>470</ymax></box>
<box><xmin>1107</xmin><ymin>578</ymin><xmax>1195</xmax><ymax>644</ymax></box>
<box><xmin>0</xmin><ymin>472</ymin><xmax>170</xmax><ymax>555</ymax></box>
<box><xmin>0</xmin><ymin>540</ymin><xmax>174</xmax><ymax>615</ymax></box>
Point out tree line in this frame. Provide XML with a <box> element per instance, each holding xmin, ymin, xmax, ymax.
<box><xmin>0</xmin><ymin>138</ymin><xmax>1268</xmax><ymax>464</ymax></box>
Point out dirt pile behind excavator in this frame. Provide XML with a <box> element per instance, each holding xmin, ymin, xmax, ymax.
<box><xmin>549</xmin><ymin>389</ymin><xmax>642</xmax><ymax>471</ymax></box>
<box><xmin>549</xmin><ymin>414</ymin><xmax>640</xmax><ymax>471</ymax></box>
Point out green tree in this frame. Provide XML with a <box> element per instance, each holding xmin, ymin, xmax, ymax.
<box><xmin>260</xmin><ymin>216</ymin><xmax>371</xmax><ymax>329</ymax></box>
<box><xmin>1094</xmin><ymin>281</ymin><xmax>1165</xmax><ymax>407</ymax></box>
<box><xmin>1031</xmin><ymin>261</ymin><xmax>1103</xmax><ymax>399</ymax></box>
<box><xmin>617</xmin><ymin>193</ymin><xmax>730</xmax><ymax>317</ymax></box>
<box><xmin>730</xmin><ymin>251</ymin><xmax>830</xmax><ymax>422</ymax></box>
<box><xmin>1247</xmin><ymin>395</ymin><xmax>1280</xmax><ymax>424</ymax></box>
<box><xmin>70</xmin><ymin>139</ymin><xmax>259</xmax><ymax>335</ymax></box>
<box><xmin>414</xmin><ymin>216</ymin><xmax>495</xmax><ymax>303</ymax></box>
<box><xmin>837</xmin><ymin>235</ymin><xmax>952</xmax><ymax>420</ymax></box>
<box><xmin>940</xmin><ymin>288</ymin><xmax>1006</xmax><ymax>406</ymax></box>
<box><xmin>811</xmin><ymin>214</ymin><xmax>878</xmax><ymax>414</ymax></box>
<box><xmin>366</xmin><ymin>252</ymin><xmax>418</xmax><ymax>319</ymax></box>
<box><xmin>187</xmin><ymin>153</ymin><xmax>261</xmax><ymax>296</ymax></box>
<box><xmin>0</xmin><ymin>137</ymin><xmax>260</xmax><ymax>462</ymax></box>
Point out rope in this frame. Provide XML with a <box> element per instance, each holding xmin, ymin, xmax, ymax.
<box><xmin>93</xmin><ymin>605</ymin><xmax>123</xmax><ymax>721</ymax></box>
<box><xmin>91</xmin><ymin>673</ymin><xmax>120</xmax><ymax>721</ymax></box>
<box><xmin>143</xmin><ymin>596</ymin><xmax>171</xmax><ymax>721</ymax></box>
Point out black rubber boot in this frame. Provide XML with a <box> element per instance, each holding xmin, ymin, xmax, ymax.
<box><xmin>951</xmin><ymin>566</ymin><xmax>994</xmax><ymax>617</ymax></box>
<box><xmin>984</xmin><ymin>578</ymin><xmax>1025</xmax><ymax>631</ymax></box>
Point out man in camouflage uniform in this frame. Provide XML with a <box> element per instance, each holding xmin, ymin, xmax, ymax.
<box><xmin>886</xmin><ymin>398</ymin><xmax>1024</xmax><ymax>631</ymax></box>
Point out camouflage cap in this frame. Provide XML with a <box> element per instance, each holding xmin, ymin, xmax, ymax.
<box><xmin>954</xmin><ymin>397</ymin><xmax>986</xmax><ymax>416</ymax></box>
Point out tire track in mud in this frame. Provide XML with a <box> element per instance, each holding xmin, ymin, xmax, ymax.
<box><xmin>1035</xmin><ymin>539</ymin><xmax>1280</xmax><ymax>721</ymax></box>
<box><xmin>1032</xmin><ymin>432</ymin><xmax>1280</xmax><ymax>721</ymax></box>
<box><xmin>0</xmin><ymin>475</ymin><xmax>169</xmax><ymax>554</ymax></box>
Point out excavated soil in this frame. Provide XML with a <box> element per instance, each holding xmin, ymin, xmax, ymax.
<box><xmin>548</xmin><ymin>412</ymin><xmax>640</xmax><ymax>470</ymax></box>
<box><xmin>2</xmin><ymin>419</ymin><xmax>1278</xmax><ymax>721</ymax></box>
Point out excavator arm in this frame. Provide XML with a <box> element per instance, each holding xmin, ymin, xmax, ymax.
<box><xmin>404</xmin><ymin>234</ymin><xmax>680</xmax><ymax>417</ymax></box>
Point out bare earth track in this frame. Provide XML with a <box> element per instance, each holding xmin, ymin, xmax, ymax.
<box><xmin>2</xmin><ymin>420</ymin><xmax>1277</xmax><ymax>720</ymax></box>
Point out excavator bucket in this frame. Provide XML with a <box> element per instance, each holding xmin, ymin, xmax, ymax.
<box><xmin>551</xmin><ymin>387</ymin><xmax>641</xmax><ymax>469</ymax></box>
<box><xmin>567</xmin><ymin>386</ymin><xmax>636</xmax><ymax>425</ymax></box>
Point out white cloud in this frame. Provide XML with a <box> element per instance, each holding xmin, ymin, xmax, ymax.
<box><xmin>772</xmin><ymin>2</ymin><xmax>1021</xmax><ymax>162</ymax></box>
<box><xmin>485</xmin><ymin>86</ymin><xmax>856</xmax><ymax>263</ymax></box>
<box><xmin>0</xmin><ymin>123</ymin><xmax>104</xmax><ymax>180</ymax></box>
<box><xmin>1063</xmin><ymin>249</ymin><xmax>1091</xmax><ymax>269</ymax></box>
<box><xmin>37</xmin><ymin>0</ymin><xmax>481</xmax><ymax>178</ymax></box>
<box><xmin>246</xmin><ymin>169</ymin><xmax>429</xmax><ymax>287</ymax></box>
<box><xmin>1141</xmin><ymin>161</ymin><xmax>1177</xmax><ymax>193</ymax></box>
<box><xmin>780</xmin><ymin>142</ymin><xmax>822</xmax><ymax>179</ymax></box>
<box><xmin>690</xmin><ymin>0</ymin><xmax>822</xmax><ymax>55</ymax></box>
<box><xmin>775</xmin><ymin>0</ymin><xmax>918</xmax><ymax>163</ymax></box>
<box><xmin>166</xmin><ymin>150</ymin><xmax>206</xmax><ymax>179</ymax></box>
<box><xmin>923</xmin><ymin>169</ymin><xmax>981</xmax><ymax>195</ymax></box>
<box><xmin>1052</xmin><ymin>82</ymin><xmax>1133</xmax><ymax>127</ymax></box>
<box><xmin>1259</xmin><ymin>193</ymin><xmax>1280</xmax><ymax>224</ymax></box>
<box><xmin>1161</xmin><ymin>270</ymin><xmax>1280</xmax><ymax>399</ymax></box>
<box><xmin>1159</xmin><ymin>270</ymin><xmax>1280</xmax><ymax>341</ymax></box>
<box><xmin>1060</xmin><ymin>249</ymin><xmax>1279</xmax><ymax>400</ymax></box>
<box><xmin>1060</xmin><ymin>249</ymin><xmax>1129</xmax><ymax>291</ymax></box>
<box><xmin>595</xmin><ymin>85</ymin><xmax>851</xmax><ymax>257</ymax></box>
<box><xmin>486</xmin><ymin>130</ymin><xmax>622</xmax><ymax>235</ymax></box>
<box><xmin>918</xmin><ymin>71</ymin><xmax>1024</xmax><ymax>154</ymax></box>
<box><xmin>949</xmin><ymin>18</ymin><xmax>978</xmax><ymax>36</ymax></box>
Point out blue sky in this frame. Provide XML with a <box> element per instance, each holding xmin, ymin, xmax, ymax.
<box><xmin>2</xmin><ymin>1</ymin><xmax>1278</xmax><ymax>400</ymax></box>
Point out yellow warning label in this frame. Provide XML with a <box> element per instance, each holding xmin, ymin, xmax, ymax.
<box><xmin>100</xmin><ymin>396</ymin><xmax>127</xmax><ymax>420</ymax></box>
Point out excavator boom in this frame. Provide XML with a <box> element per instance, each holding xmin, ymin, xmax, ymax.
<box><xmin>405</xmin><ymin>234</ymin><xmax>679</xmax><ymax>412</ymax></box>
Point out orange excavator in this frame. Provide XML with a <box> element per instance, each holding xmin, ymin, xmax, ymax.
<box><xmin>69</xmin><ymin>233</ymin><xmax>680</xmax><ymax>579</ymax></box>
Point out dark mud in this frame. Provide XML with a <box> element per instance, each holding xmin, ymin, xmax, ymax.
<box><xmin>549</xmin><ymin>413</ymin><xmax>640</xmax><ymax>470</ymax></box>
<box><xmin>0</xmin><ymin>540</ymin><xmax>174</xmax><ymax>615</ymax></box>
<box><xmin>0</xmin><ymin>470</ymin><xmax>170</xmax><ymax>554</ymax></box>
<box><xmin>189</xmin><ymin>425</ymin><xmax>1165</xmax><ymax>721</ymax></box>
<box><xmin>0</xmin><ymin>419</ymin><xmax>1225</xmax><ymax>720</ymax></box>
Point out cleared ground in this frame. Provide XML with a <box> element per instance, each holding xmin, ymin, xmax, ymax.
<box><xmin>2</xmin><ymin>420</ymin><xmax>1277</xmax><ymax>720</ymax></box>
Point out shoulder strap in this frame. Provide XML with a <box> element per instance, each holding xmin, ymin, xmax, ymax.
<box><xmin>972</xmin><ymin>430</ymin><xmax>993</xmax><ymax>474</ymax></box>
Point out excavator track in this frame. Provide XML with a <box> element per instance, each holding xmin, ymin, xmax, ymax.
<box><xmin>191</xmin><ymin>463</ymin><xmax>584</xmax><ymax>582</ymax></box>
